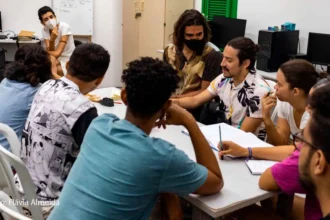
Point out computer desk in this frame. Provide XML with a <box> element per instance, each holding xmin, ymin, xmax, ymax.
<box><xmin>0</xmin><ymin>39</ymin><xmax>41</xmax><ymax>61</ymax></box>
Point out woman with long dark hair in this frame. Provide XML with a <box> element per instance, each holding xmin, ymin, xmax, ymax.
<box><xmin>0</xmin><ymin>44</ymin><xmax>52</xmax><ymax>151</ymax></box>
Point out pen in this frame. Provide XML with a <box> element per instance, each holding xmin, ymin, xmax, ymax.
<box><xmin>181</xmin><ymin>130</ymin><xmax>218</xmax><ymax>152</ymax></box>
<box><xmin>219</xmin><ymin>125</ymin><xmax>223</xmax><ymax>160</ymax></box>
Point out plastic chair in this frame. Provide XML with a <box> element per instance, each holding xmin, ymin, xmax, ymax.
<box><xmin>0</xmin><ymin>123</ymin><xmax>43</xmax><ymax>220</ymax></box>
<box><xmin>0</xmin><ymin>123</ymin><xmax>21</xmax><ymax>190</ymax></box>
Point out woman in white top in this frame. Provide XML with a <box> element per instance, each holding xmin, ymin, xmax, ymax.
<box><xmin>220</xmin><ymin>60</ymin><xmax>327</xmax><ymax>158</ymax></box>
<box><xmin>38</xmin><ymin>6</ymin><xmax>75</xmax><ymax>76</ymax></box>
<box><xmin>261</xmin><ymin>59</ymin><xmax>325</xmax><ymax>145</ymax></box>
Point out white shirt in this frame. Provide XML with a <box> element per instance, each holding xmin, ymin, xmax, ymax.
<box><xmin>207</xmin><ymin>72</ymin><xmax>271</xmax><ymax>139</ymax></box>
<box><xmin>277</xmin><ymin>101</ymin><xmax>310</xmax><ymax>135</ymax></box>
<box><xmin>42</xmin><ymin>22</ymin><xmax>75</xmax><ymax>58</ymax></box>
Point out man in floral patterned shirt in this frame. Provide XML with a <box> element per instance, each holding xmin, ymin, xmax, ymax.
<box><xmin>174</xmin><ymin>37</ymin><xmax>271</xmax><ymax>139</ymax></box>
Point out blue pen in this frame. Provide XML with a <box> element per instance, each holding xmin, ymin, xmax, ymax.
<box><xmin>219</xmin><ymin>125</ymin><xmax>224</xmax><ymax>160</ymax></box>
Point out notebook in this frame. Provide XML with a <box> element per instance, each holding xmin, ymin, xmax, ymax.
<box><xmin>245</xmin><ymin>160</ymin><xmax>278</xmax><ymax>175</ymax></box>
<box><xmin>182</xmin><ymin>123</ymin><xmax>272</xmax><ymax>156</ymax></box>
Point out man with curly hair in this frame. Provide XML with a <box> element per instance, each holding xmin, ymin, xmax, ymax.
<box><xmin>49</xmin><ymin>57</ymin><xmax>224</xmax><ymax>220</ymax></box>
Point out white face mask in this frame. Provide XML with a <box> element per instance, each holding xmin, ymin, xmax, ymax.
<box><xmin>46</xmin><ymin>19</ymin><xmax>57</xmax><ymax>30</ymax></box>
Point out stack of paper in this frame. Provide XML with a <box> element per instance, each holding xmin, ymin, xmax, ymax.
<box><xmin>18</xmin><ymin>30</ymin><xmax>35</xmax><ymax>41</ymax></box>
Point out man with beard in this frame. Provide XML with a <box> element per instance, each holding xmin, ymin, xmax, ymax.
<box><xmin>174</xmin><ymin>37</ymin><xmax>271</xmax><ymax>138</ymax></box>
<box><xmin>298</xmin><ymin>82</ymin><xmax>330</xmax><ymax>220</ymax></box>
<box><xmin>163</xmin><ymin>9</ymin><xmax>222</xmax><ymax>98</ymax></box>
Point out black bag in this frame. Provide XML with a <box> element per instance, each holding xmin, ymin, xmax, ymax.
<box><xmin>199</xmin><ymin>96</ymin><xmax>228</xmax><ymax>125</ymax></box>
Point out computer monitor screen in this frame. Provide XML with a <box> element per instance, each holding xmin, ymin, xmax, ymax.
<box><xmin>209</xmin><ymin>16</ymin><xmax>246</xmax><ymax>50</ymax></box>
<box><xmin>307</xmin><ymin>32</ymin><xmax>330</xmax><ymax>65</ymax></box>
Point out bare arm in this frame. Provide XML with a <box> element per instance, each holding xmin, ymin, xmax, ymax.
<box><xmin>184</xmin><ymin>117</ymin><xmax>223</xmax><ymax>194</ymax></box>
<box><xmin>262</xmin><ymin>94</ymin><xmax>290</xmax><ymax>145</ymax></box>
<box><xmin>175</xmin><ymin>89</ymin><xmax>214</xmax><ymax>109</ymax></box>
<box><xmin>219</xmin><ymin>141</ymin><xmax>295</xmax><ymax>162</ymax></box>
<box><xmin>240</xmin><ymin>117</ymin><xmax>264</xmax><ymax>133</ymax></box>
<box><xmin>159</xmin><ymin>104</ymin><xmax>223</xmax><ymax>195</ymax></box>
<box><xmin>175</xmin><ymin>81</ymin><xmax>211</xmax><ymax>98</ymax></box>
<box><xmin>259</xmin><ymin>168</ymin><xmax>281</xmax><ymax>191</ymax></box>
<box><xmin>264</xmin><ymin>117</ymin><xmax>291</xmax><ymax>146</ymax></box>
<box><xmin>47</xmin><ymin>35</ymin><xmax>69</xmax><ymax>58</ymax></box>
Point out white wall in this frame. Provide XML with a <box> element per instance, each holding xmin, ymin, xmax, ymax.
<box><xmin>238</xmin><ymin>0</ymin><xmax>330</xmax><ymax>54</ymax></box>
<box><xmin>0</xmin><ymin>0</ymin><xmax>122</xmax><ymax>87</ymax></box>
<box><xmin>194</xmin><ymin>0</ymin><xmax>202</xmax><ymax>11</ymax></box>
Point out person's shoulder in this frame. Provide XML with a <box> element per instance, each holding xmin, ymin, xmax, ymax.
<box><xmin>150</xmin><ymin>137</ymin><xmax>177</xmax><ymax>157</ymax></box>
<box><xmin>59</xmin><ymin>22</ymin><xmax>70</xmax><ymax>28</ymax></box>
<box><xmin>93</xmin><ymin>113</ymin><xmax>119</xmax><ymax>124</ymax></box>
<box><xmin>85</xmin><ymin>114</ymin><xmax>119</xmax><ymax>137</ymax></box>
<box><xmin>253</xmin><ymin>74</ymin><xmax>272</xmax><ymax>95</ymax></box>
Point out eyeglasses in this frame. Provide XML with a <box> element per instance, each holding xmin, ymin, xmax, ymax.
<box><xmin>292</xmin><ymin>131</ymin><xmax>318</xmax><ymax>151</ymax></box>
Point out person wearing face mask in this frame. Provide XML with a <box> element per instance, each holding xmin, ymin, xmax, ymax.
<box><xmin>163</xmin><ymin>9</ymin><xmax>222</xmax><ymax>99</ymax></box>
<box><xmin>38</xmin><ymin>6</ymin><xmax>75</xmax><ymax>77</ymax></box>
<box><xmin>173</xmin><ymin>37</ymin><xmax>271</xmax><ymax>138</ymax></box>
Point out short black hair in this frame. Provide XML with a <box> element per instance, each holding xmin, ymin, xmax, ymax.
<box><xmin>5</xmin><ymin>44</ymin><xmax>52</xmax><ymax>86</ymax></box>
<box><xmin>227</xmin><ymin>37</ymin><xmax>259</xmax><ymax>73</ymax></box>
<box><xmin>280</xmin><ymin>59</ymin><xmax>327</xmax><ymax>95</ymax></box>
<box><xmin>308</xmin><ymin>82</ymin><xmax>330</xmax><ymax>162</ymax></box>
<box><xmin>38</xmin><ymin>6</ymin><xmax>55</xmax><ymax>22</ymax></box>
<box><xmin>122</xmin><ymin>57</ymin><xmax>179</xmax><ymax>117</ymax></box>
<box><xmin>67</xmin><ymin>43</ymin><xmax>110</xmax><ymax>82</ymax></box>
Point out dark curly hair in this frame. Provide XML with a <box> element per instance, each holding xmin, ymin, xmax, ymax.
<box><xmin>172</xmin><ymin>9</ymin><xmax>211</xmax><ymax>51</ymax></box>
<box><xmin>227</xmin><ymin>37</ymin><xmax>260</xmax><ymax>73</ymax></box>
<box><xmin>67</xmin><ymin>43</ymin><xmax>110</xmax><ymax>82</ymax></box>
<box><xmin>122</xmin><ymin>57</ymin><xmax>179</xmax><ymax>117</ymax></box>
<box><xmin>5</xmin><ymin>44</ymin><xmax>52</xmax><ymax>87</ymax></box>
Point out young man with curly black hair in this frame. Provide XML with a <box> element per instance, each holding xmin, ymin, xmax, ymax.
<box><xmin>48</xmin><ymin>57</ymin><xmax>224</xmax><ymax>220</ymax></box>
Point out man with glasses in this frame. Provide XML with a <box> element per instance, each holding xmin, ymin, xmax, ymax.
<box><xmin>298</xmin><ymin>83</ymin><xmax>330</xmax><ymax>220</ymax></box>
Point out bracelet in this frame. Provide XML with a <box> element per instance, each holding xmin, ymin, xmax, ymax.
<box><xmin>247</xmin><ymin>147</ymin><xmax>253</xmax><ymax>160</ymax></box>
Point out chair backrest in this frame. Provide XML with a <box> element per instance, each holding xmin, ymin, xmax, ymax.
<box><xmin>0</xmin><ymin>123</ymin><xmax>43</xmax><ymax>220</ymax></box>
<box><xmin>207</xmin><ymin>42</ymin><xmax>220</xmax><ymax>52</ymax></box>
<box><xmin>0</xmin><ymin>123</ymin><xmax>21</xmax><ymax>190</ymax></box>
<box><xmin>74</xmin><ymin>40</ymin><xmax>83</xmax><ymax>47</ymax></box>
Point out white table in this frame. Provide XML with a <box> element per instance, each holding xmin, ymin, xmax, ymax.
<box><xmin>90</xmin><ymin>87</ymin><xmax>276</xmax><ymax>219</ymax></box>
<box><xmin>0</xmin><ymin>39</ymin><xmax>40</xmax><ymax>44</ymax></box>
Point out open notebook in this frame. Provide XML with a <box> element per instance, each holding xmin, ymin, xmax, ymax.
<box><xmin>245</xmin><ymin>160</ymin><xmax>278</xmax><ymax>175</ymax></box>
<box><xmin>182</xmin><ymin>123</ymin><xmax>272</xmax><ymax>157</ymax></box>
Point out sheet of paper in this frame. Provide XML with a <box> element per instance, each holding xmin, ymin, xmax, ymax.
<box><xmin>245</xmin><ymin>160</ymin><xmax>278</xmax><ymax>175</ymax></box>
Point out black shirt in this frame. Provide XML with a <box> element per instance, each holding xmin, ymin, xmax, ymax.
<box><xmin>71</xmin><ymin>107</ymin><xmax>98</xmax><ymax>147</ymax></box>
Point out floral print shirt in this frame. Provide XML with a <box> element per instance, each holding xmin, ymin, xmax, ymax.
<box><xmin>207</xmin><ymin>72</ymin><xmax>271</xmax><ymax>139</ymax></box>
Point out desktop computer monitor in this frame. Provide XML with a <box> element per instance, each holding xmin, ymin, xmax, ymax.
<box><xmin>209</xmin><ymin>16</ymin><xmax>247</xmax><ymax>50</ymax></box>
<box><xmin>307</xmin><ymin>32</ymin><xmax>330</xmax><ymax>66</ymax></box>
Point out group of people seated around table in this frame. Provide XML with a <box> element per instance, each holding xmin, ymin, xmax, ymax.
<box><xmin>0</xmin><ymin>6</ymin><xmax>329</xmax><ymax>220</ymax></box>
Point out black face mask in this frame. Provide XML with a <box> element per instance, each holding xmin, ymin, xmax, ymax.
<box><xmin>184</xmin><ymin>39</ymin><xmax>205</xmax><ymax>54</ymax></box>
